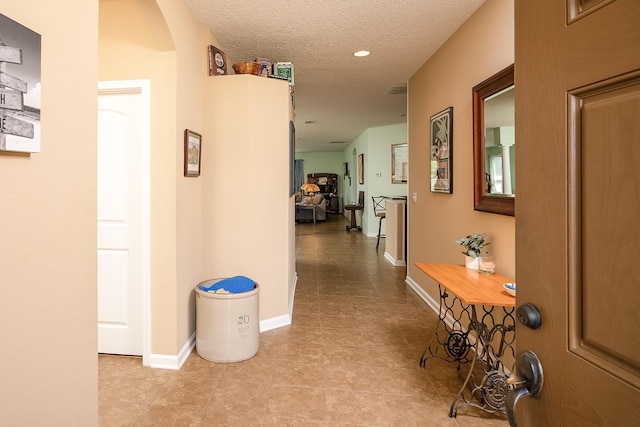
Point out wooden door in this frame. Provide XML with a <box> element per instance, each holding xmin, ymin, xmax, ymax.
<box><xmin>514</xmin><ymin>0</ymin><xmax>640</xmax><ymax>425</ymax></box>
<box><xmin>97</xmin><ymin>82</ymin><xmax>148</xmax><ymax>356</ymax></box>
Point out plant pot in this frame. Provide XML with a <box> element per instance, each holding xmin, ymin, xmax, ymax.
<box><xmin>465</xmin><ymin>255</ymin><xmax>479</xmax><ymax>270</ymax></box>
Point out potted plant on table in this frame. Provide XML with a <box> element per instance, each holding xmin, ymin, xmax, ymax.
<box><xmin>455</xmin><ymin>233</ymin><xmax>490</xmax><ymax>270</ymax></box>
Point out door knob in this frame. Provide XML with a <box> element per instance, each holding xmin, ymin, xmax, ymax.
<box><xmin>506</xmin><ymin>350</ymin><xmax>544</xmax><ymax>427</ymax></box>
<box><xmin>516</xmin><ymin>303</ymin><xmax>542</xmax><ymax>329</ymax></box>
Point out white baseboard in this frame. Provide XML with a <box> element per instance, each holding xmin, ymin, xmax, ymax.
<box><xmin>148</xmin><ymin>308</ymin><xmax>293</xmax><ymax>370</ymax></box>
<box><xmin>405</xmin><ymin>275</ymin><xmax>478</xmax><ymax>348</ymax></box>
<box><xmin>405</xmin><ymin>275</ymin><xmax>440</xmax><ymax>313</ymax></box>
<box><xmin>148</xmin><ymin>331</ymin><xmax>195</xmax><ymax>370</ymax></box>
<box><xmin>148</xmin><ymin>273</ymin><xmax>299</xmax><ymax>370</ymax></box>
<box><xmin>384</xmin><ymin>251</ymin><xmax>406</xmax><ymax>266</ymax></box>
<box><xmin>405</xmin><ymin>276</ymin><xmax>440</xmax><ymax>313</ymax></box>
<box><xmin>289</xmin><ymin>271</ymin><xmax>298</xmax><ymax>316</ymax></box>
<box><xmin>260</xmin><ymin>314</ymin><xmax>291</xmax><ymax>332</ymax></box>
<box><xmin>257</xmin><ymin>272</ymin><xmax>296</xmax><ymax>332</ymax></box>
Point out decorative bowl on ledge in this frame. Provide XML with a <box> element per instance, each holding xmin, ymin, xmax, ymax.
<box><xmin>232</xmin><ymin>61</ymin><xmax>261</xmax><ymax>76</ymax></box>
<box><xmin>503</xmin><ymin>282</ymin><xmax>516</xmax><ymax>297</ymax></box>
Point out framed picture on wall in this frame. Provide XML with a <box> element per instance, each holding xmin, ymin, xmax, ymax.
<box><xmin>208</xmin><ymin>45</ymin><xmax>227</xmax><ymax>76</ymax></box>
<box><xmin>0</xmin><ymin>14</ymin><xmax>41</xmax><ymax>153</ymax></box>
<box><xmin>289</xmin><ymin>121</ymin><xmax>296</xmax><ymax>195</ymax></box>
<box><xmin>430</xmin><ymin>106</ymin><xmax>453</xmax><ymax>193</ymax></box>
<box><xmin>184</xmin><ymin>129</ymin><xmax>202</xmax><ymax>177</ymax></box>
<box><xmin>391</xmin><ymin>143</ymin><xmax>408</xmax><ymax>184</ymax></box>
<box><xmin>358</xmin><ymin>153</ymin><xmax>364</xmax><ymax>184</ymax></box>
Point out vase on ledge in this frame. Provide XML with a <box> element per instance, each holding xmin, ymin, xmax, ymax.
<box><xmin>464</xmin><ymin>255</ymin><xmax>479</xmax><ymax>270</ymax></box>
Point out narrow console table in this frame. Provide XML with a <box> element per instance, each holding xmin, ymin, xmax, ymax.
<box><xmin>416</xmin><ymin>263</ymin><xmax>516</xmax><ymax>418</ymax></box>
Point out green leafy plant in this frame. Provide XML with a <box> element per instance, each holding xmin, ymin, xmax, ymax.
<box><xmin>455</xmin><ymin>233</ymin><xmax>490</xmax><ymax>258</ymax></box>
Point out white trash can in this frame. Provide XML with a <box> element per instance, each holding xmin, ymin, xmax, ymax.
<box><xmin>195</xmin><ymin>279</ymin><xmax>260</xmax><ymax>363</ymax></box>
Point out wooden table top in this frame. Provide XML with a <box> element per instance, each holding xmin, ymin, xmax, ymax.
<box><xmin>415</xmin><ymin>263</ymin><xmax>515</xmax><ymax>307</ymax></box>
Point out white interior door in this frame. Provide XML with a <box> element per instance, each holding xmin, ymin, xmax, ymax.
<box><xmin>97</xmin><ymin>81</ymin><xmax>149</xmax><ymax>357</ymax></box>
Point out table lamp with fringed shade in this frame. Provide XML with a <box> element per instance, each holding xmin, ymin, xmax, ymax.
<box><xmin>300</xmin><ymin>183</ymin><xmax>320</xmax><ymax>206</ymax></box>
<box><xmin>301</xmin><ymin>183</ymin><xmax>320</xmax><ymax>196</ymax></box>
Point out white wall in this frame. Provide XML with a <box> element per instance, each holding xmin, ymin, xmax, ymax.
<box><xmin>342</xmin><ymin>123</ymin><xmax>408</xmax><ymax>235</ymax></box>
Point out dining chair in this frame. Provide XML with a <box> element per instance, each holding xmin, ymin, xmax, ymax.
<box><xmin>371</xmin><ymin>196</ymin><xmax>386</xmax><ymax>252</ymax></box>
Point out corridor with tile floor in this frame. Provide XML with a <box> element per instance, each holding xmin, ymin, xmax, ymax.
<box><xmin>99</xmin><ymin>214</ymin><xmax>508</xmax><ymax>426</ymax></box>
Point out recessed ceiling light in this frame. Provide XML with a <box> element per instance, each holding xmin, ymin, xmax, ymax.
<box><xmin>353</xmin><ymin>50</ymin><xmax>370</xmax><ymax>57</ymax></box>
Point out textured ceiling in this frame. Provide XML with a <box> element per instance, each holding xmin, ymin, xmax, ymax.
<box><xmin>183</xmin><ymin>0</ymin><xmax>486</xmax><ymax>152</ymax></box>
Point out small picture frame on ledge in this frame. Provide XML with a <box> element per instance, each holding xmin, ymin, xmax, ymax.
<box><xmin>184</xmin><ymin>129</ymin><xmax>202</xmax><ymax>177</ymax></box>
<box><xmin>208</xmin><ymin>45</ymin><xmax>227</xmax><ymax>76</ymax></box>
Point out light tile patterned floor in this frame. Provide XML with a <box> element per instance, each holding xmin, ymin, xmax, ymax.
<box><xmin>99</xmin><ymin>214</ymin><xmax>508</xmax><ymax>426</ymax></box>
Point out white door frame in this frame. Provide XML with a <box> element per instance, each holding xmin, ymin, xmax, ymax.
<box><xmin>98</xmin><ymin>79</ymin><xmax>151</xmax><ymax>365</ymax></box>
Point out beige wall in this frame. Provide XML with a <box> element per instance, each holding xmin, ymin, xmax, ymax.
<box><xmin>99</xmin><ymin>0</ymin><xmax>178</xmax><ymax>357</ymax></box>
<box><xmin>154</xmin><ymin>0</ymin><xmax>211</xmax><ymax>351</ymax></box>
<box><xmin>99</xmin><ymin>0</ymin><xmax>220</xmax><ymax>355</ymax></box>
<box><xmin>202</xmin><ymin>75</ymin><xmax>294</xmax><ymax>323</ymax></box>
<box><xmin>0</xmin><ymin>0</ymin><xmax>512</xmax><ymax>422</ymax></box>
<box><xmin>99</xmin><ymin>0</ymin><xmax>294</xmax><ymax>358</ymax></box>
<box><xmin>407</xmin><ymin>0</ymin><xmax>515</xmax><ymax>299</ymax></box>
<box><xmin>0</xmin><ymin>1</ymin><xmax>99</xmax><ymax>425</ymax></box>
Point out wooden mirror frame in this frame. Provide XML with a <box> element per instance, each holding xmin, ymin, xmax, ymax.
<box><xmin>473</xmin><ymin>64</ymin><xmax>515</xmax><ymax>216</ymax></box>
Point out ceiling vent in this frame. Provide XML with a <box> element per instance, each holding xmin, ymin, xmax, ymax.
<box><xmin>329</xmin><ymin>140</ymin><xmax>347</xmax><ymax>144</ymax></box>
<box><xmin>385</xmin><ymin>84</ymin><xmax>407</xmax><ymax>96</ymax></box>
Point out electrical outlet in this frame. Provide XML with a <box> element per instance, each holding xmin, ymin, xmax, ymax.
<box><xmin>412</xmin><ymin>192</ymin><xmax>418</xmax><ymax>202</ymax></box>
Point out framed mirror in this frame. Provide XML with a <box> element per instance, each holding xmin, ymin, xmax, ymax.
<box><xmin>473</xmin><ymin>64</ymin><xmax>515</xmax><ymax>216</ymax></box>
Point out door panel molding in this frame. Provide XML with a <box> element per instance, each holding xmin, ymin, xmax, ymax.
<box><xmin>517</xmin><ymin>0</ymin><xmax>640</xmax><ymax>423</ymax></box>
<box><xmin>567</xmin><ymin>0</ymin><xmax>615</xmax><ymax>23</ymax></box>
<box><xmin>568</xmin><ymin>71</ymin><xmax>640</xmax><ymax>389</ymax></box>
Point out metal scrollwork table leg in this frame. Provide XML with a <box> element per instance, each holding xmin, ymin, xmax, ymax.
<box><xmin>420</xmin><ymin>284</ymin><xmax>516</xmax><ymax>418</ymax></box>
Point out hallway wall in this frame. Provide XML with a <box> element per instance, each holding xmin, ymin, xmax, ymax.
<box><xmin>99</xmin><ymin>0</ymin><xmax>220</xmax><ymax>357</ymax></box>
<box><xmin>99</xmin><ymin>0</ymin><xmax>296</xmax><ymax>361</ymax></box>
<box><xmin>407</xmin><ymin>0</ymin><xmax>515</xmax><ymax>299</ymax></box>
<box><xmin>342</xmin><ymin>123</ymin><xmax>408</xmax><ymax>236</ymax></box>
<box><xmin>0</xmin><ymin>1</ymin><xmax>99</xmax><ymax>424</ymax></box>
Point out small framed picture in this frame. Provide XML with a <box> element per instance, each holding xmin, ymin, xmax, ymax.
<box><xmin>391</xmin><ymin>143</ymin><xmax>408</xmax><ymax>184</ymax></box>
<box><xmin>184</xmin><ymin>129</ymin><xmax>202</xmax><ymax>177</ymax></box>
<box><xmin>430</xmin><ymin>107</ymin><xmax>453</xmax><ymax>193</ymax></box>
<box><xmin>208</xmin><ymin>45</ymin><xmax>227</xmax><ymax>76</ymax></box>
<box><xmin>358</xmin><ymin>153</ymin><xmax>364</xmax><ymax>184</ymax></box>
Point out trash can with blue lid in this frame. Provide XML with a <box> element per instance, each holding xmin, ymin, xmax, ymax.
<box><xmin>195</xmin><ymin>276</ymin><xmax>260</xmax><ymax>363</ymax></box>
